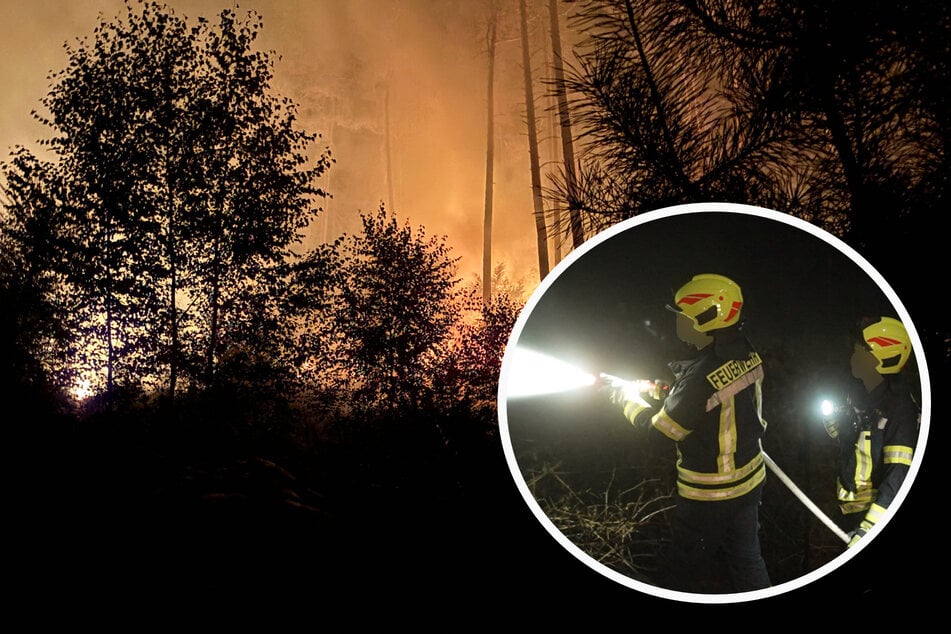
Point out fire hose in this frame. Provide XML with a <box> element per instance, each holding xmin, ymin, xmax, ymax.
<box><xmin>762</xmin><ymin>449</ymin><xmax>850</xmax><ymax>544</ymax></box>
<box><xmin>601</xmin><ymin>373</ymin><xmax>850</xmax><ymax>544</ymax></box>
<box><xmin>504</xmin><ymin>349</ymin><xmax>852</xmax><ymax>544</ymax></box>
<box><xmin>598</xmin><ymin>372</ymin><xmax>849</xmax><ymax>542</ymax></box>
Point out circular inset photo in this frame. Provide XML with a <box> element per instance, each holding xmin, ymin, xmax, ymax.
<box><xmin>498</xmin><ymin>202</ymin><xmax>930</xmax><ymax>604</ymax></box>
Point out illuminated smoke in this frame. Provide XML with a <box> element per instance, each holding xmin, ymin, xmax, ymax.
<box><xmin>2</xmin><ymin>0</ymin><xmax>568</xmax><ymax>292</ymax></box>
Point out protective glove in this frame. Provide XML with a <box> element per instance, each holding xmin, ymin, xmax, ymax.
<box><xmin>643</xmin><ymin>379</ymin><xmax>669</xmax><ymax>408</ymax></box>
<box><xmin>847</xmin><ymin>518</ymin><xmax>874</xmax><ymax>548</ymax></box>
<box><xmin>598</xmin><ymin>374</ymin><xmax>658</xmax><ymax>427</ymax></box>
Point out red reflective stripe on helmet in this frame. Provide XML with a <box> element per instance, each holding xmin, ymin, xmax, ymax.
<box><xmin>724</xmin><ymin>301</ymin><xmax>742</xmax><ymax>322</ymax></box>
<box><xmin>867</xmin><ymin>336</ymin><xmax>902</xmax><ymax>347</ymax></box>
<box><xmin>678</xmin><ymin>293</ymin><xmax>712</xmax><ymax>306</ymax></box>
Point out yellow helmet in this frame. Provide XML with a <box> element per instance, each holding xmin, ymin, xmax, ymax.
<box><xmin>861</xmin><ymin>317</ymin><xmax>912</xmax><ymax>375</ymax></box>
<box><xmin>672</xmin><ymin>274</ymin><xmax>744</xmax><ymax>333</ymax></box>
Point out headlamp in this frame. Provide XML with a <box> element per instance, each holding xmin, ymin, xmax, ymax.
<box><xmin>820</xmin><ymin>398</ymin><xmax>839</xmax><ymax>419</ymax></box>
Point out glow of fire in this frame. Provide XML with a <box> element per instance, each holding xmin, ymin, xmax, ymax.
<box><xmin>71</xmin><ymin>378</ymin><xmax>94</xmax><ymax>401</ymax></box>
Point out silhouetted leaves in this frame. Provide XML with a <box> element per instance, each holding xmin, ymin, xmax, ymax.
<box><xmin>2</xmin><ymin>1</ymin><xmax>332</xmax><ymax>406</ymax></box>
<box><xmin>551</xmin><ymin>0</ymin><xmax>947</xmax><ymax>250</ymax></box>
<box><xmin>331</xmin><ymin>205</ymin><xmax>464</xmax><ymax>414</ymax></box>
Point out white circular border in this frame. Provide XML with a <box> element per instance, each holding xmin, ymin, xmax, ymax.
<box><xmin>497</xmin><ymin>202</ymin><xmax>932</xmax><ymax>604</ymax></box>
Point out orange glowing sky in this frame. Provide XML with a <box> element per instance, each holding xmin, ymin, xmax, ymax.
<box><xmin>0</xmin><ymin>0</ymin><xmax>578</xmax><ymax>292</ymax></box>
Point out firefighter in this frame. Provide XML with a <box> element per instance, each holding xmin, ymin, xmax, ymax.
<box><xmin>599</xmin><ymin>273</ymin><xmax>771</xmax><ymax>594</ymax></box>
<box><xmin>824</xmin><ymin>316</ymin><xmax>919</xmax><ymax>548</ymax></box>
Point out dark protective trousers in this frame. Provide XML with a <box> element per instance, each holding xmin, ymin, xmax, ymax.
<box><xmin>659</xmin><ymin>483</ymin><xmax>771</xmax><ymax>594</ymax></box>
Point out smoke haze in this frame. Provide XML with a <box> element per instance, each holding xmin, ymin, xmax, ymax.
<box><xmin>0</xmin><ymin>0</ymin><xmax>569</xmax><ymax>289</ymax></box>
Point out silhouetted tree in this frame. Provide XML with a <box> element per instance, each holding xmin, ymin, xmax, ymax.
<box><xmin>551</xmin><ymin>0</ymin><xmax>792</xmax><ymax>231</ymax></box>
<box><xmin>677</xmin><ymin>0</ymin><xmax>948</xmax><ymax>261</ymax></box>
<box><xmin>1</xmin><ymin>1</ymin><xmax>331</xmax><ymax>404</ymax></box>
<box><xmin>673</xmin><ymin>0</ymin><xmax>949</xmax><ymax>362</ymax></box>
<box><xmin>0</xmin><ymin>149</ymin><xmax>71</xmax><ymax>404</ymax></box>
<box><xmin>553</xmin><ymin>0</ymin><xmax>947</xmax><ymax>249</ymax></box>
<box><xmin>186</xmin><ymin>7</ymin><xmax>331</xmax><ymax>393</ymax></box>
<box><xmin>283</xmin><ymin>239</ymin><xmax>344</xmax><ymax>408</ymax></box>
<box><xmin>436</xmin><ymin>264</ymin><xmax>525</xmax><ymax>423</ymax></box>
<box><xmin>520</xmin><ymin>0</ymin><xmax>551</xmax><ymax>281</ymax></box>
<box><xmin>29</xmin><ymin>1</ymin><xmax>203</xmax><ymax>399</ymax></box>
<box><xmin>333</xmin><ymin>205</ymin><xmax>464</xmax><ymax>414</ymax></box>
<box><xmin>548</xmin><ymin>0</ymin><xmax>586</xmax><ymax>247</ymax></box>
<box><xmin>483</xmin><ymin>3</ymin><xmax>500</xmax><ymax>307</ymax></box>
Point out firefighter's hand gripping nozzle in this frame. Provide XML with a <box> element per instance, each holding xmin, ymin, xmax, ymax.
<box><xmin>598</xmin><ymin>373</ymin><xmax>669</xmax><ymax>409</ymax></box>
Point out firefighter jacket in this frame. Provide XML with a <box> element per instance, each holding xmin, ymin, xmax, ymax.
<box><xmin>835</xmin><ymin>376</ymin><xmax>919</xmax><ymax>527</ymax></box>
<box><xmin>618</xmin><ymin>341</ymin><xmax>768</xmax><ymax>502</ymax></box>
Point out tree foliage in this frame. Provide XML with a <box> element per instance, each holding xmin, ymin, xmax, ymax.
<box><xmin>0</xmin><ymin>150</ymin><xmax>71</xmax><ymax>404</ymax></box>
<box><xmin>1</xmin><ymin>0</ymin><xmax>332</xmax><ymax>404</ymax></box>
<box><xmin>551</xmin><ymin>0</ymin><xmax>948</xmax><ymax>247</ymax></box>
<box><xmin>553</xmin><ymin>0</ymin><xmax>783</xmax><ymax>231</ymax></box>
<box><xmin>331</xmin><ymin>205</ymin><xmax>464</xmax><ymax>414</ymax></box>
<box><xmin>435</xmin><ymin>265</ymin><xmax>525</xmax><ymax>423</ymax></box>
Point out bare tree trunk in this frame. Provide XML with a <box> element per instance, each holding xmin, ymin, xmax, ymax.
<box><xmin>549</xmin><ymin>113</ymin><xmax>563</xmax><ymax>264</ymax></box>
<box><xmin>105</xmin><ymin>281</ymin><xmax>115</xmax><ymax>394</ymax></box>
<box><xmin>384</xmin><ymin>83</ymin><xmax>396</xmax><ymax>212</ymax></box>
<box><xmin>548</xmin><ymin>0</ymin><xmax>585</xmax><ymax>249</ymax></box>
<box><xmin>103</xmin><ymin>217</ymin><xmax>116</xmax><ymax>395</ymax></box>
<box><xmin>543</xmin><ymin>3</ymin><xmax>563</xmax><ymax>265</ymax></box>
<box><xmin>205</xmin><ymin>219</ymin><xmax>222</xmax><ymax>388</ymax></box>
<box><xmin>483</xmin><ymin>13</ymin><xmax>497</xmax><ymax>306</ymax></box>
<box><xmin>521</xmin><ymin>0</ymin><xmax>550</xmax><ymax>281</ymax></box>
<box><xmin>166</xmin><ymin>177</ymin><xmax>178</xmax><ymax>402</ymax></box>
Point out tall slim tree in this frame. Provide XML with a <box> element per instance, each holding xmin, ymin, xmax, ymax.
<box><xmin>32</xmin><ymin>0</ymin><xmax>201</xmax><ymax>397</ymax></box>
<box><xmin>544</xmin><ymin>27</ymin><xmax>565</xmax><ymax>266</ymax></box>
<box><xmin>384</xmin><ymin>83</ymin><xmax>396</xmax><ymax>213</ymax></box>
<box><xmin>482</xmin><ymin>6</ymin><xmax>499</xmax><ymax>306</ymax></box>
<box><xmin>188</xmin><ymin>8</ymin><xmax>331</xmax><ymax>391</ymax></box>
<box><xmin>548</xmin><ymin>0</ymin><xmax>585</xmax><ymax>249</ymax></box>
<box><xmin>520</xmin><ymin>0</ymin><xmax>551</xmax><ymax>281</ymax></box>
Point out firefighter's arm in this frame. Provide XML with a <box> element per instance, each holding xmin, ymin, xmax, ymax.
<box><xmin>849</xmin><ymin>443</ymin><xmax>914</xmax><ymax>547</ymax></box>
<box><xmin>598</xmin><ymin>376</ymin><xmax>664</xmax><ymax>431</ymax></box>
<box><xmin>622</xmin><ymin>393</ymin><xmax>657</xmax><ymax>431</ymax></box>
<box><xmin>848</xmin><ymin>424</ymin><xmax>915</xmax><ymax>547</ymax></box>
<box><xmin>854</xmin><ymin>404</ymin><xmax>919</xmax><ymax>542</ymax></box>
<box><xmin>848</xmin><ymin>502</ymin><xmax>885</xmax><ymax>547</ymax></box>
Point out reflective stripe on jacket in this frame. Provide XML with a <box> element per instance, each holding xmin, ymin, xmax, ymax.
<box><xmin>836</xmin><ymin>377</ymin><xmax>919</xmax><ymax>518</ymax></box>
<box><xmin>634</xmin><ymin>344</ymin><xmax>768</xmax><ymax>502</ymax></box>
